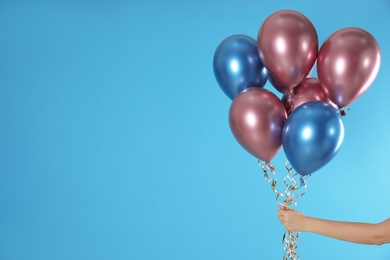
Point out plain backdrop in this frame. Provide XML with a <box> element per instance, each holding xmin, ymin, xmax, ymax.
<box><xmin>0</xmin><ymin>0</ymin><xmax>389</xmax><ymax>259</ymax></box>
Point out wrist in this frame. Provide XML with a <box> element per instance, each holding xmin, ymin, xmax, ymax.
<box><xmin>302</xmin><ymin>216</ymin><xmax>314</xmax><ymax>232</ymax></box>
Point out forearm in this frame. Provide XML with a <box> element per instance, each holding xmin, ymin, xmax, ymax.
<box><xmin>303</xmin><ymin>217</ymin><xmax>383</xmax><ymax>245</ymax></box>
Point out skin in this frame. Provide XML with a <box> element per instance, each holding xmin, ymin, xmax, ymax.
<box><xmin>277</xmin><ymin>206</ymin><xmax>390</xmax><ymax>246</ymax></box>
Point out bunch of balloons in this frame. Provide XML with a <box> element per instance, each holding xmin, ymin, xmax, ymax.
<box><xmin>213</xmin><ymin>10</ymin><xmax>381</xmax><ymax>176</ymax></box>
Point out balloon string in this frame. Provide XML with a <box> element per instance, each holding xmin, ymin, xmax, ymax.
<box><xmin>258</xmin><ymin>160</ymin><xmax>310</xmax><ymax>260</ymax></box>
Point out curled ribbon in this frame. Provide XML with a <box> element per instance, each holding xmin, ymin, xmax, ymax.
<box><xmin>259</xmin><ymin>160</ymin><xmax>310</xmax><ymax>260</ymax></box>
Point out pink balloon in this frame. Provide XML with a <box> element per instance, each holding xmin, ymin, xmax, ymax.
<box><xmin>229</xmin><ymin>88</ymin><xmax>287</xmax><ymax>162</ymax></box>
<box><xmin>268</xmin><ymin>73</ymin><xmax>289</xmax><ymax>94</ymax></box>
<box><xmin>282</xmin><ymin>78</ymin><xmax>335</xmax><ymax>114</ymax></box>
<box><xmin>257</xmin><ymin>10</ymin><xmax>318</xmax><ymax>89</ymax></box>
<box><xmin>317</xmin><ymin>27</ymin><xmax>381</xmax><ymax>108</ymax></box>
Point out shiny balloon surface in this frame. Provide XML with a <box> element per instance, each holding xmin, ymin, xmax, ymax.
<box><xmin>213</xmin><ymin>35</ymin><xmax>268</xmax><ymax>100</ymax></box>
<box><xmin>257</xmin><ymin>10</ymin><xmax>318</xmax><ymax>89</ymax></box>
<box><xmin>282</xmin><ymin>101</ymin><xmax>344</xmax><ymax>176</ymax></box>
<box><xmin>317</xmin><ymin>27</ymin><xmax>381</xmax><ymax>108</ymax></box>
<box><xmin>229</xmin><ymin>88</ymin><xmax>286</xmax><ymax>162</ymax></box>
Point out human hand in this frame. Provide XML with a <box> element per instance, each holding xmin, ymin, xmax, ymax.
<box><xmin>277</xmin><ymin>205</ymin><xmax>307</xmax><ymax>232</ymax></box>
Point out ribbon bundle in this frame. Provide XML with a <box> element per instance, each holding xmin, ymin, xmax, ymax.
<box><xmin>259</xmin><ymin>161</ymin><xmax>310</xmax><ymax>260</ymax></box>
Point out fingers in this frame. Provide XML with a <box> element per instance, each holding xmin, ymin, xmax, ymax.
<box><xmin>278</xmin><ymin>204</ymin><xmax>293</xmax><ymax>211</ymax></box>
<box><xmin>278</xmin><ymin>208</ymin><xmax>290</xmax><ymax>215</ymax></box>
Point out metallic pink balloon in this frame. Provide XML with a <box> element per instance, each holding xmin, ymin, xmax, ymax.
<box><xmin>268</xmin><ymin>73</ymin><xmax>289</xmax><ymax>94</ymax></box>
<box><xmin>317</xmin><ymin>27</ymin><xmax>381</xmax><ymax>108</ymax></box>
<box><xmin>282</xmin><ymin>78</ymin><xmax>335</xmax><ymax>114</ymax></box>
<box><xmin>257</xmin><ymin>10</ymin><xmax>318</xmax><ymax>89</ymax></box>
<box><xmin>229</xmin><ymin>88</ymin><xmax>287</xmax><ymax>162</ymax></box>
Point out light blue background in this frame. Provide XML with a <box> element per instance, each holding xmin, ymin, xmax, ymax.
<box><xmin>1</xmin><ymin>0</ymin><xmax>389</xmax><ymax>259</ymax></box>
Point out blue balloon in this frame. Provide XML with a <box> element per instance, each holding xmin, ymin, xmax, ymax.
<box><xmin>282</xmin><ymin>101</ymin><xmax>344</xmax><ymax>176</ymax></box>
<box><xmin>213</xmin><ymin>35</ymin><xmax>268</xmax><ymax>100</ymax></box>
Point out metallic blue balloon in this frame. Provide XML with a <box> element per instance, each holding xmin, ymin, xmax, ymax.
<box><xmin>213</xmin><ymin>35</ymin><xmax>268</xmax><ymax>100</ymax></box>
<box><xmin>282</xmin><ymin>101</ymin><xmax>344</xmax><ymax>176</ymax></box>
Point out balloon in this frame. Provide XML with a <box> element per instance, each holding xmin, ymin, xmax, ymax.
<box><xmin>229</xmin><ymin>88</ymin><xmax>287</xmax><ymax>162</ymax></box>
<box><xmin>268</xmin><ymin>73</ymin><xmax>289</xmax><ymax>94</ymax></box>
<box><xmin>213</xmin><ymin>35</ymin><xmax>268</xmax><ymax>100</ymax></box>
<box><xmin>269</xmin><ymin>64</ymin><xmax>317</xmax><ymax>95</ymax></box>
<box><xmin>257</xmin><ymin>10</ymin><xmax>318</xmax><ymax>89</ymax></box>
<box><xmin>281</xmin><ymin>78</ymin><xmax>335</xmax><ymax>114</ymax></box>
<box><xmin>282</xmin><ymin>101</ymin><xmax>344</xmax><ymax>176</ymax></box>
<box><xmin>317</xmin><ymin>27</ymin><xmax>381</xmax><ymax>108</ymax></box>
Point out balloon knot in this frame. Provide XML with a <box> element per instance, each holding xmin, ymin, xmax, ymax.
<box><xmin>339</xmin><ymin>107</ymin><xmax>350</xmax><ymax>116</ymax></box>
<box><xmin>267</xmin><ymin>163</ymin><xmax>276</xmax><ymax>172</ymax></box>
<box><xmin>300</xmin><ymin>177</ymin><xmax>305</xmax><ymax>187</ymax></box>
